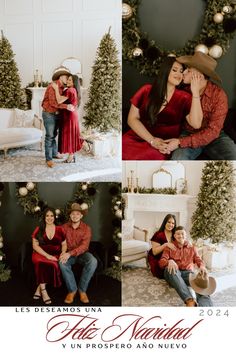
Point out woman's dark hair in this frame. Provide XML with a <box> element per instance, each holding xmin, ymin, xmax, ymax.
<box><xmin>158</xmin><ymin>213</ymin><xmax>176</xmax><ymax>236</ymax></box>
<box><xmin>70</xmin><ymin>74</ymin><xmax>81</xmax><ymax>106</ymax></box>
<box><xmin>36</xmin><ymin>207</ymin><xmax>56</xmax><ymax>245</ymax></box>
<box><xmin>147</xmin><ymin>57</ymin><xmax>180</xmax><ymax>126</ymax></box>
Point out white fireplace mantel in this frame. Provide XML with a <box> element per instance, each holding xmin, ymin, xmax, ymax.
<box><xmin>123</xmin><ymin>193</ymin><xmax>196</xmax><ymax>231</ymax></box>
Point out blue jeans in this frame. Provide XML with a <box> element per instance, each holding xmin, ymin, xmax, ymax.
<box><xmin>59</xmin><ymin>252</ymin><xmax>98</xmax><ymax>293</ymax></box>
<box><xmin>42</xmin><ymin>111</ymin><xmax>60</xmax><ymax>161</ymax></box>
<box><xmin>171</xmin><ymin>130</ymin><xmax>236</xmax><ymax>160</ymax></box>
<box><xmin>164</xmin><ymin>268</ymin><xmax>213</xmax><ymax>307</ymax></box>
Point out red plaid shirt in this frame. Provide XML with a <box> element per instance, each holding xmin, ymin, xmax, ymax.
<box><xmin>180</xmin><ymin>81</ymin><xmax>228</xmax><ymax>148</ymax></box>
<box><xmin>62</xmin><ymin>221</ymin><xmax>91</xmax><ymax>257</ymax></box>
<box><xmin>42</xmin><ymin>80</ymin><xmax>68</xmax><ymax>113</ymax></box>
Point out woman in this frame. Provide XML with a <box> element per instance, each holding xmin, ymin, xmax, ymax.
<box><xmin>148</xmin><ymin>214</ymin><xmax>177</xmax><ymax>278</ymax></box>
<box><xmin>122</xmin><ymin>57</ymin><xmax>203</xmax><ymax>160</ymax></box>
<box><xmin>52</xmin><ymin>74</ymin><xmax>84</xmax><ymax>163</ymax></box>
<box><xmin>32</xmin><ymin>208</ymin><xmax>66</xmax><ymax>304</ymax></box>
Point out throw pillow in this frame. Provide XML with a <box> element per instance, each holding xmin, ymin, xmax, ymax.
<box><xmin>122</xmin><ymin>219</ymin><xmax>134</xmax><ymax>241</ymax></box>
<box><xmin>13</xmin><ymin>109</ymin><xmax>35</xmax><ymax>128</ymax></box>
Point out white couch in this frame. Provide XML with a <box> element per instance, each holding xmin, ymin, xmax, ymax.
<box><xmin>0</xmin><ymin>108</ymin><xmax>43</xmax><ymax>158</ymax></box>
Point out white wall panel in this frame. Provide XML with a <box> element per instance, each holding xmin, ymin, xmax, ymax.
<box><xmin>82</xmin><ymin>0</ymin><xmax>118</xmax><ymax>11</ymax></box>
<box><xmin>4</xmin><ymin>0</ymin><xmax>33</xmax><ymax>15</ymax></box>
<box><xmin>42</xmin><ymin>0</ymin><xmax>73</xmax><ymax>13</ymax></box>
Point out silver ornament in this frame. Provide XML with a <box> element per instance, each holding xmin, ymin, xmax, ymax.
<box><xmin>80</xmin><ymin>202</ymin><xmax>88</xmax><ymax>210</ymax></box>
<box><xmin>132</xmin><ymin>47</ymin><xmax>143</xmax><ymax>57</ymax></box>
<box><xmin>19</xmin><ymin>187</ymin><xmax>28</xmax><ymax>196</ymax></box>
<box><xmin>55</xmin><ymin>208</ymin><xmax>61</xmax><ymax>215</ymax></box>
<box><xmin>34</xmin><ymin>206</ymin><xmax>41</xmax><ymax>212</ymax></box>
<box><xmin>222</xmin><ymin>5</ymin><xmax>233</xmax><ymax>14</ymax></box>
<box><xmin>122</xmin><ymin>3</ymin><xmax>133</xmax><ymax>20</ymax></box>
<box><xmin>195</xmin><ymin>44</ymin><xmax>209</xmax><ymax>55</ymax></box>
<box><xmin>209</xmin><ymin>45</ymin><xmax>223</xmax><ymax>59</ymax></box>
<box><xmin>26</xmin><ymin>182</ymin><xmax>35</xmax><ymax>191</ymax></box>
<box><xmin>213</xmin><ymin>13</ymin><xmax>224</xmax><ymax>23</ymax></box>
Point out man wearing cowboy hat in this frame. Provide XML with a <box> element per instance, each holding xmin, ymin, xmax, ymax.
<box><xmin>159</xmin><ymin>226</ymin><xmax>216</xmax><ymax>307</ymax></box>
<box><xmin>42</xmin><ymin>66</ymin><xmax>75</xmax><ymax>168</ymax></box>
<box><xmin>59</xmin><ymin>203</ymin><xmax>97</xmax><ymax>304</ymax></box>
<box><xmin>164</xmin><ymin>51</ymin><xmax>236</xmax><ymax>160</ymax></box>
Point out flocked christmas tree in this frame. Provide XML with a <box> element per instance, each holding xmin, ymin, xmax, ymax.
<box><xmin>0</xmin><ymin>226</ymin><xmax>11</xmax><ymax>282</ymax></box>
<box><xmin>0</xmin><ymin>30</ymin><xmax>27</xmax><ymax>109</ymax></box>
<box><xmin>83</xmin><ymin>28</ymin><xmax>121</xmax><ymax>132</ymax></box>
<box><xmin>191</xmin><ymin>161</ymin><xmax>236</xmax><ymax>244</ymax></box>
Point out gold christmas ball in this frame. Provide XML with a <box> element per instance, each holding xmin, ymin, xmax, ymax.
<box><xmin>195</xmin><ymin>44</ymin><xmax>209</xmax><ymax>55</ymax></box>
<box><xmin>122</xmin><ymin>3</ymin><xmax>133</xmax><ymax>20</ymax></box>
<box><xmin>19</xmin><ymin>187</ymin><xmax>28</xmax><ymax>196</ymax></box>
<box><xmin>114</xmin><ymin>205</ymin><xmax>119</xmax><ymax>210</ymax></box>
<box><xmin>222</xmin><ymin>5</ymin><xmax>233</xmax><ymax>14</ymax></box>
<box><xmin>0</xmin><ymin>241</ymin><xmax>3</xmax><ymax>248</ymax></box>
<box><xmin>168</xmin><ymin>53</ymin><xmax>176</xmax><ymax>57</ymax></box>
<box><xmin>117</xmin><ymin>232</ymin><xmax>122</xmax><ymax>238</ymax></box>
<box><xmin>81</xmin><ymin>184</ymin><xmax>87</xmax><ymax>191</ymax></box>
<box><xmin>115</xmin><ymin>209</ymin><xmax>122</xmax><ymax>218</ymax></box>
<box><xmin>26</xmin><ymin>182</ymin><xmax>35</xmax><ymax>191</ymax></box>
<box><xmin>132</xmin><ymin>47</ymin><xmax>143</xmax><ymax>57</ymax></box>
<box><xmin>80</xmin><ymin>202</ymin><xmax>88</xmax><ymax>210</ymax></box>
<box><xmin>213</xmin><ymin>13</ymin><xmax>224</xmax><ymax>23</ymax></box>
<box><xmin>55</xmin><ymin>208</ymin><xmax>61</xmax><ymax>215</ymax></box>
<box><xmin>209</xmin><ymin>45</ymin><xmax>223</xmax><ymax>59</ymax></box>
<box><xmin>34</xmin><ymin>206</ymin><xmax>41</xmax><ymax>212</ymax></box>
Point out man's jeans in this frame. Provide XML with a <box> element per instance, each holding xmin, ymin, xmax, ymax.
<box><xmin>164</xmin><ymin>268</ymin><xmax>213</xmax><ymax>307</ymax></box>
<box><xmin>42</xmin><ymin>111</ymin><xmax>60</xmax><ymax>161</ymax></box>
<box><xmin>59</xmin><ymin>252</ymin><xmax>98</xmax><ymax>293</ymax></box>
<box><xmin>171</xmin><ymin>130</ymin><xmax>236</xmax><ymax>160</ymax></box>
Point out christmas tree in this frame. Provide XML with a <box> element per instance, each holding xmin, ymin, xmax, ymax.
<box><xmin>0</xmin><ymin>31</ymin><xmax>27</xmax><ymax>109</ymax></box>
<box><xmin>83</xmin><ymin>28</ymin><xmax>121</xmax><ymax>132</ymax></box>
<box><xmin>191</xmin><ymin>161</ymin><xmax>236</xmax><ymax>244</ymax></box>
<box><xmin>0</xmin><ymin>226</ymin><xmax>11</xmax><ymax>282</ymax></box>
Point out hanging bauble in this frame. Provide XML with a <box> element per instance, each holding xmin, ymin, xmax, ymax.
<box><xmin>0</xmin><ymin>241</ymin><xmax>3</xmax><ymax>248</ymax></box>
<box><xmin>209</xmin><ymin>44</ymin><xmax>223</xmax><ymax>58</ymax></box>
<box><xmin>80</xmin><ymin>202</ymin><xmax>88</xmax><ymax>210</ymax></box>
<box><xmin>19</xmin><ymin>187</ymin><xmax>28</xmax><ymax>196</ymax></box>
<box><xmin>81</xmin><ymin>184</ymin><xmax>87</xmax><ymax>191</ymax></box>
<box><xmin>132</xmin><ymin>47</ymin><xmax>143</xmax><ymax>57</ymax></box>
<box><xmin>116</xmin><ymin>201</ymin><xmax>121</xmax><ymax>205</ymax></box>
<box><xmin>34</xmin><ymin>206</ymin><xmax>41</xmax><ymax>212</ymax></box>
<box><xmin>168</xmin><ymin>53</ymin><xmax>176</xmax><ymax>57</ymax></box>
<box><xmin>213</xmin><ymin>13</ymin><xmax>224</xmax><ymax>23</ymax></box>
<box><xmin>114</xmin><ymin>255</ymin><xmax>120</xmax><ymax>261</ymax></box>
<box><xmin>195</xmin><ymin>44</ymin><xmax>209</xmax><ymax>54</ymax></box>
<box><xmin>55</xmin><ymin>209</ymin><xmax>61</xmax><ymax>216</ymax></box>
<box><xmin>117</xmin><ymin>232</ymin><xmax>122</xmax><ymax>238</ymax></box>
<box><xmin>26</xmin><ymin>182</ymin><xmax>35</xmax><ymax>191</ymax></box>
<box><xmin>114</xmin><ymin>205</ymin><xmax>119</xmax><ymax>211</ymax></box>
<box><xmin>222</xmin><ymin>5</ymin><xmax>233</xmax><ymax>14</ymax></box>
<box><xmin>115</xmin><ymin>209</ymin><xmax>122</xmax><ymax>218</ymax></box>
<box><xmin>122</xmin><ymin>3</ymin><xmax>133</xmax><ymax>20</ymax></box>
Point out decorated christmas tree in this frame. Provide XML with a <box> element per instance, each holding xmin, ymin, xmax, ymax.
<box><xmin>0</xmin><ymin>31</ymin><xmax>27</xmax><ymax>109</ymax></box>
<box><xmin>0</xmin><ymin>226</ymin><xmax>11</xmax><ymax>282</ymax></box>
<box><xmin>191</xmin><ymin>161</ymin><xmax>236</xmax><ymax>244</ymax></box>
<box><xmin>83</xmin><ymin>28</ymin><xmax>121</xmax><ymax>132</ymax></box>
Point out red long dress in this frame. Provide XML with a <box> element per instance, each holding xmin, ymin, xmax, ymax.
<box><xmin>59</xmin><ymin>87</ymin><xmax>83</xmax><ymax>154</ymax></box>
<box><xmin>32</xmin><ymin>226</ymin><xmax>65</xmax><ymax>287</ymax></box>
<box><xmin>122</xmin><ymin>84</ymin><xmax>192</xmax><ymax>160</ymax></box>
<box><xmin>147</xmin><ymin>231</ymin><xmax>168</xmax><ymax>279</ymax></box>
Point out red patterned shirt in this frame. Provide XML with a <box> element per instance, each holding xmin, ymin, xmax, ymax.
<box><xmin>159</xmin><ymin>240</ymin><xmax>204</xmax><ymax>271</ymax></box>
<box><xmin>42</xmin><ymin>80</ymin><xmax>68</xmax><ymax>113</ymax></box>
<box><xmin>62</xmin><ymin>221</ymin><xmax>91</xmax><ymax>257</ymax></box>
<box><xmin>179</xmin><ymin>81</ymin><xmax>228</xmax><ymax>148</ymax></box>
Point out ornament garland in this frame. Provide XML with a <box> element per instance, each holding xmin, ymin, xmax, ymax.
<box><xmin>122</xmin><ymin>186</ymin><xmax>177</xmax><ymax>195</ymax></box>
<box><xmin>0</xmin><ymin>184</ymin><xmax>11</xmax><ymax>282</ymax></box>
<box><xmin>122</xmin><ymin>0</ymin><xmax>236</xmax><ymax>76</ymax></box>
<box><xmin>16</xmin><ymin>182</ymin><xmax>98</xmax><ymax>222</ymax></box>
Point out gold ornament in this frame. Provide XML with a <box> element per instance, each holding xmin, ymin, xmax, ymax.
<box><xmin>34</xmin><ymin>206</ymin><xmax>41</xmax><ymax>212</ymax></box>
<box><xmin>26</xmin><ymin>182</ymin><xmax>35</xmax><ymax>191</ymax></box>
<box><xmin>19</xmin><ymin>187</ymin><xmax>28</xmax><ymax>197</ymax></box>
<box><xmin>114</xmin><ymin>205</ymin><xmax>119</xmax><ymax>210</ymax></box>
<box><xmin>117</xmin><ymin>232</ymin><xmax>122</xmax><ymax>238</ymax></box>
<box><xmin>222</xmin><ymin>5</ymin><xmax>233</xmax><ymax>14</ymax></box>
<box><xmin>132</xmin><ymin>47</ymin><xmax>143</xmax><ymax>57</ymax></box>
<box><xmin>209</xmin><ymin>45</ymin><xmax>223</xmax><ymax>58</ymax></box>
<box><xmin>80</xmin><ymin>202</ymin><xmax>88</xmax><ymax>210</ymax></box>
<box><xmin>195</xmin><ymin>44</ymin><xmax>209</xmax><ymax>55</ymax></box>
<box><xmin>81</xmin><ymin>184</ymin><xmax>87</xmax><ymax>191</ymax></box>
<box><xmin>213</xmin><ymin>13</ymin><xmax>224</xmax><ymax>23</ymax></box>
<box><xmin>115</xmin><ymin>209</ymin><xmax>122</xmax><ymax>218</ymax></box>
<box><xmin>0</xmin><ymin>241</ymin><xmax>3</xmax><ymax>248</ymax></box>
<box><xmin>55</xmin><ymin>209</ymin><xmax>61</xmax><ymax>215</ymax></box>
<box><xmin>122</xmin><ymin>3</ymin><xmax>133</xmax><ymax>20</ymax></box>
<box><xmin>168</xmin><ymin>53</ymin><xmax>176</xmax><ymax>57</ymax></box>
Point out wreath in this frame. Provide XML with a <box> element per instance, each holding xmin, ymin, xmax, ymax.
<box><xmin>122</xmin><ymin>0</ymin><xmax>236</xmax><ymax>76</ymax></box>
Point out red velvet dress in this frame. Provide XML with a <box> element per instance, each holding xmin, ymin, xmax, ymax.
<box><xmin>32</xmin><ymin>226</ymin><xmax>65</xmax><ymax>287</ymax></box>
<box><xmin>122</xmin><ymin>84</ymin><xmax>192</xmax><ymax>160</ymax></box>
<box><xmin>148</xmin><ymin>231</ymin><xmax>168</xmax><ymax>279</ymax></box>
<box><xmin>59</xmin><ymin>87</ymin><xmax>83</xmax><ymax>154</ymax></box>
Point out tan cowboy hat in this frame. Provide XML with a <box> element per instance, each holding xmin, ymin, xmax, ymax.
<box><xmin>52</xmin><ymin>66</ymin><xmax>71</xmax><ymax>81</ymax></box>
<box><xmin>69</xmin><ymin>202</ymin><xmax>87</xmax><ymax>215</ymax></box>
<box><xmin>189</xmin><ymin>271</ymin><xmax>217</xmax><ymax>296</ymax></box>
<box><xmin>176</xmin><ymin>51</ymin><xmax>221</xmax><ymax>84</ymax></box>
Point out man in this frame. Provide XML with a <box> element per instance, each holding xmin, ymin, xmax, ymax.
<box><xmin>41</xmin><ymin>66</ymin><xmax>74</xmax><ymax>168</ymax></box>
<box><xmin>59</xmin><ymin>203</ymin><xmax>97</xmax><ymax>304</ymax></box>
<box><xmin>164</xmin><ymin>51</ymin><xmax>236</xmax><ymax>160</ymax></box>
<box><xmin>159</xmin><ymin>226</ymin><xmax>216</xmax><ymax>307</ymax></box>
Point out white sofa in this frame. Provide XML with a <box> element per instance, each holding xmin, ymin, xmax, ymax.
<box><xmin>0</xmin><ymin>108</ymin><xmax>43</xmax><ymax>158</ymax></box>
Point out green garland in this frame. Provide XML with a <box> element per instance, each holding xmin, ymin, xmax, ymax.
<box><xmin>122</xmin><ymin>186</ymin><xmax>176</xmax><ymax>194</ymax></box>
<box><xmin>123</xmin><ymin>0</ymin><xmax>236</xmax><ymax>76</ymax></box>
<box><xmin>16</xmin><ymin>182</ymin><xmax>98</xmax><ymax>222</ymax></box>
